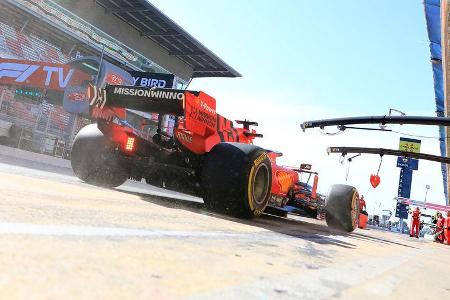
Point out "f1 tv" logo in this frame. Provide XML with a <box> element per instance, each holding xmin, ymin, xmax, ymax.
<box><xmin>0</xmin><ymin>62</ymin><xmax>74</xmax><ymax>89</ymax></box>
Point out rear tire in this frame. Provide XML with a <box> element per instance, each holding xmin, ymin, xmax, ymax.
<box><xmin>71</xmin><ymin>124</ymin><xmax>128</xmax><ymax>188</ymax></box>
<box><xmin>202</xmin><ymin>143</ymin><xmax>272</xmax><ymax>218</ymax></box>
<box><xmin>325</xmin><ymin>184</ymin><xmax>359</xmax><ymax>232</ymax></box>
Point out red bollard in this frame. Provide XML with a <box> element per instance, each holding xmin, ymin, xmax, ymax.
<box><xmin>359</xmin><ymin>211</ymin><xmax>368</xmax><ymax>229</ymax></box>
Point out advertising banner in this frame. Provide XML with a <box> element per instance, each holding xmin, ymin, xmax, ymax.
<box><xmin>0</xmin><ymin>58</ymin><xmax>89</xmax><ymax>92</ymax></box>
<box><xmin>63</xmin><ymin>85</ymin><xmax>89</xmax><ymax>114</ymax></box>
<box><xmin>398</xmin><ymin>168</ymin><xmax>413</xmax><ymax>199</ymax></box>
<box><xmin>63</xmin><ymin>56</ymin><xmax>133</xmax><ymax>114</ymax></box>
<box><xmin>397</xmin><ymin>197</ymin><xmax>450</xmax><ymax>212</ymax></box>
<box><xmin>395</xmin><ymin>202</ymin><xmax>409</xmax><ymax>219</ymax></box>
<box><xmin>396</xmin><ymin>156</ymin><xmax>419</xmax><ymax>170</ymax></box>
<box><xmin>396</xmin><ymin>137</ymin><xmax>421</xmax><ymax>220</ymax></box>
<box><xmin>129</xmin><ymin>71</ymin><xmax>175</xmax><ymax>88</ymax></box>
<box><xmin>398</xmin><ymin>137</ymin><xmax>421</xmax><ymax>153</ymax></box>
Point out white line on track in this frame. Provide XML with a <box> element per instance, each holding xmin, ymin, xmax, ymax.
<box><xmin>0</xmin><ymin>221</ymin><xmax>258</xmax><ymax>239</ymax></box>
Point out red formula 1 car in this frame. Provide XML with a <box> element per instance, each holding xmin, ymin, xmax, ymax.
<box><xmin>70</xmin><ymin>84</ymin><xmax>360</xmax><ymax>232</ymax></box>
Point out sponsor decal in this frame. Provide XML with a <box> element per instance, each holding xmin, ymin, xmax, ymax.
<box><xmin>200</xmin><ymin>101</ymin><xmax>216</xmax><ymax>114</ymax></box>
<box><xmin>176</xmin><ymin>131</ymin><xmax>193</xmax><ymax>144</ymax></box>
<box><xmin>189</xmin><ymin>107</ymin><xmax>216</xmax><ymax>129</ymax></box>
<box><xmin>201</xmin><ymin>114</ymin><xmax>215</xmax><ymax>128</ymax></box>
<box><xmin>88</xmin><ymin>85</ymin><xmax>107</xmax><ymax>109</ymax></box>
<box><xmin>254</xmin><ymin>152</ymin><xmax>267</xmax><ymax>166</ymax></box>
<box><xmin>63</xmin><ymin>85</ymin><xmax>89</xmax><ymax>114</ymax></box>
<box><xmin>133</xmin><ymin>77</ymin><xmax>167</xmax><ymax>88</ymax></box>
<box><xmin>187</xmin><ymin>97</ymin><xmax>217</xmax><ymax>129</ymax></box>
<box><xmin>105</xmin><ymin>72</ymin><xmax>124</xmax><ymax>85</ymax></box>
<box><xmin>112</xmin><ymin>87</ymin><xmax>185</xmax><ymax>101</ymax></box>
<box><xmin>398</xmin><ymin>137</ymin><xmax>421</xmax><ymax>154</ymax></box>
<box><xmin>67</xmin><ymin>92</ymin><xmax>85</xmax><ymax>101</ymax></box>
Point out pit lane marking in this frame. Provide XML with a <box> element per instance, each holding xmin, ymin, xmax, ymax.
<box><xmin>0</xmin><ymin>222</ymin><xmax>259</xmax><ymax>238</ymax></box>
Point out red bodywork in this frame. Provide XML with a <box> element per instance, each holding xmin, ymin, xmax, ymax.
<box><xmin>268</xmin><ymin>152</ymin><xmax>299</xmax><ymax>197</ymax></box>
<box><xmin>173</xmin><ymin>91</ymin><xmax>258</xmax><ymax>154</ymax></box>
<box><xmin>90</xmin><ymin>86</ymin><xmax>261</xmax><ymax>154</ymax></box>
<box><xmin>88</xmin><ymin>84</ymin><xmax>316</xmax><ymax>202</ymax></box>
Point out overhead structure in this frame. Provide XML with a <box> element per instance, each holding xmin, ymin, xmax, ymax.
<box><xmin>91</xmin><ymin>0</ymin><xmax>241</xmax><ymax>79</ymax></box>
<box><xmin>2</xmin><ymin>0</ymin><xmax>241</xmax><ymax>83</ymax></box>
<box><xmin>301</xmin><ymin>115</ymin><xmax>450</xmax><ymax>130</ymax></box>
<box><xmin>52</xmin><ymin>0</ymin><xmax>241</xmax><ymax>80</ymax></box>
<box><xmin>423</xmin><ymin>0</ymin><xmax>448</xmax><ymax>204</ymax></box>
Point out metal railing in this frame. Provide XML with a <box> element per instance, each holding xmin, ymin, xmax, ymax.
<box><xmin>0</xmin><ymin>89</ymin><xmax>90</xmax><ymax>159</ymax></box>
<box><xmin>11</xmin><ymin>0</ymin><xmax>170</xmax><ymax>74</ymax></box>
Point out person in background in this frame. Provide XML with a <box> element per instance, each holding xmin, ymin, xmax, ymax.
<box><xmin>444</xmin><ymin>210</ymin><xmax>450</xmax><ymax>245</ymax></box>
<box><xmin>435</xmin><ymin>212</ymin><xmax>445</xmax><ymax>243</ymax></box>
<box><xmin>410</xmin><ymin>207</ymin><xmax>421</xmax><ymax>238</ymax></box>
<box><xmin>359</xmin><ymin>195</ymin><xmax>366</xmax><ymax>212</ymax></box>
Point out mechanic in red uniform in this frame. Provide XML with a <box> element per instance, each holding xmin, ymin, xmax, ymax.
<box><xmin>444</xmin><ymin>210</ymin><xmax>450</xmax><ymax>245</ymax></box>
<box><xmin>435</xmin><ymin>212</ymin><xmax>445</xmax><ymax>243</ymax></box>
<box><xmin>410</xmin><ymin>207</ymin><xmax>421</xmax><ymax>238</ymax></box>
<box><xmin>359</xmin><ymin>195</ymin><xmax>366</xmax><ymax>212</ymax></box>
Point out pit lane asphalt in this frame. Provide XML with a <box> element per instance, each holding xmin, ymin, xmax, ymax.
<box><xmin>0</xmin><ymin>154</ymin><xmax>449</xmax><ymax>300</ymax></box>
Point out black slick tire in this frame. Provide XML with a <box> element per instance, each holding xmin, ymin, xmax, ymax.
<box><xmin>325</xmin><ymin>184</ymin><xmax>359</xmax><ymax>232</ymax></box>
<box><xmin>202</xmin><ymin>143</ymin><xmax>272</xmax><ymax>218</ymax></box>
<box><xmin>71</xmin><ymin>124</ymin><xmax>128</xmax><ymax>188</ymax></box>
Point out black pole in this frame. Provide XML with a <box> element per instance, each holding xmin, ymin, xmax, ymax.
<box><xmin>326</xmin><ymin>146</ymin><xmax>450</xmax><ymax>164</ymax></box>
<box><xmin>301</xmin><ymin>115</ymin><xmax>450</xmax><ymax>131</ymax></box>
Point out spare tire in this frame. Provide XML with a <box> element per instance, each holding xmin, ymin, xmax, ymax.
<box><xmin>202</xmin><ymin>143</ymin><xmax>272</xmax><ymax>218</ymax></box>
<box><xmin>71</xmin><ymin>124</ymin><xmax>128</xmax><ymax>188</ymax></box>
<box><xmin>325</xmin><ymin>184</ymin><xmax>359</xmax><ymax>232</ymax></box>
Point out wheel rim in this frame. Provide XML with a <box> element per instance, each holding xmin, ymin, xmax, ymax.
<box><xmin>351</xmin><ymin>191</ymin><xmax>359</xmax><ymax>228</ymax></box>
<box><xmin>252</xmin><ymin>164</ymin><xmax>270</xmax><ymax>205</ymax></box>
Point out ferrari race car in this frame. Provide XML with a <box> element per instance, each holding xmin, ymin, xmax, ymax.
<box><xmin>70</xmin><ymin>83</ymin><xmax>360</xmax><ymax>232</ymax></box>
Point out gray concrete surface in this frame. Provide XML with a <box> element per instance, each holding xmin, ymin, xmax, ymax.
<box><xmin>0</xmin><ymin>144</ymin><xmax>71</xmax><ymax>169</ymax></box>
<box><xmin>0</xmin><ymin>151</ymin><xmax>449</xmax><ymax>300</ymax></box>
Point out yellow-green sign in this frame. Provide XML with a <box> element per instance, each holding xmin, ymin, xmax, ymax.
<box><xmin>399</xmin><ymin>138</ymin><xmax>421</xmax><ymax>154</ymax></box>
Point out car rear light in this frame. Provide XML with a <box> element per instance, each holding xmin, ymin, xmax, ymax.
<box><xmin>125</xmin><ymin>136</ymin><xmax>136</xmax><ymax>152</ymax></box>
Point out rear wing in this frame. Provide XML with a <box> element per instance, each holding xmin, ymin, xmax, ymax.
<box><xmin>88</xmin><ymin>84</ymin><xmax>191</xmax><ymax>115</ymax></box>
<box><xmin>87</xmin><ymin>84</ymin><xmax>262</xmax><ymax>142</ymax></box>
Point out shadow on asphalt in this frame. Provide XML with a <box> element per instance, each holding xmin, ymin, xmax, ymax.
<box><xmin>348</xmin><ymin>232</ymin><xmax>418</xmax><ymax>249</ymax></box>
<box><xmin>121</xmin><ymin>191</ymin><xmax>418</xmax><ymax>249</ymax></box>
<box><xmin>117</xmin><ymin>188</ymin><xmax>418</xmax><ymax>250</ymax></box>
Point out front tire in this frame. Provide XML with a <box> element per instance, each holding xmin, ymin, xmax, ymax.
<box><xmin>202</xmin><ymin>143</ymin><xmax>272</xmax><ymax>218</ymax></box>
<box><xmin>325</xmin><ymin>184</ymin><xmax>359</xmax><ymax>232</ymax></box>
<box><xmin>71</xmin><ymin>124</ymin><xmax>128</xmax><ymax>188</ymax></box>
